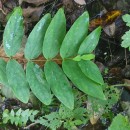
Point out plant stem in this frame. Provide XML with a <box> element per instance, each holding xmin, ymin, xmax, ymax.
<box><xmin>111</xmin><ymin>84</ymin><xmax>130</xmax><ymax>87</ymax></box>
<box><xmin>24</xmin><ymin>122</ymin><xmax>38</xmax><ymax>129</ymax></box>
<box><xmin>31</xmin><ymin>59</ymin><xmax>62</xmax><ymax>62</ymax></box>
<box><xmin>0</xmin><ymin>56</ymin><xmax>63</xmax><ymax>63</ymax></box>
<box><xmin>0</xmin><ymin>8</ymin><xmax>6</xmax><ymax>15</ymax></box>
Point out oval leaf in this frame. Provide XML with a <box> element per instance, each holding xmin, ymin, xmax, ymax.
<box><xmin>0</xmin><ymin>59</ymin><xmax>9</xmax><ymax>86</ymax></box>
<box><xmin>108</xmin><ymin>114</ymin><xmax>130</xmax><ymax>130</ymax></box>
<box><xmin>26</xmin><ymin>62</ymin><xmax>52</xmax><ymax>105</ymax></box>
<box><xmin>44</xmin><ymin>61</ymin><xmax>74</xmax><ymax>109</ymax></box>
<box><xmin>73</xmin><ymin>55</ymin><xmax>81</xmax><ymax>61</ymax></box>
<box><xmin>60</xmin><ymin>11</ymin><xmax>89</xmax><ymax>58</ymax></box>
<box><xmin>1</xmin><ymin>85</ymin><xmax>15</xmax><ymax>98</ymax></box>
<box><xmin>3</xmin><ymin>7</ymin><xmax>24</xmax><ymax>57</ymax></box>
<box><xmin>81</xmin><ymin>54</ymin><xmax>95</xmax><ymax>60</ymax></box>
<box><xmin>6</xmin><ymin>59</ymin><xmax>30</xmax><ymax>103</ymax></box>
<box><xmin>78</xmin><ymin>26</ymin><xmax>101</xmax><ymax>55</ymax></box>
<box><xmin>24</xmin><ymin>14</ymin><xmax>51</xmax><ymax>60</ymax></box>
<box><xmin>43</xmin><ymin>8</ymin><xmax>66</xmax><ymax>59</ymax></box>
<box><xmin>62</xmin><ymin>60</ymin><xmax>105</xmax><ymax>100</ymax></box>
<box><xmin>78</xmin><ymin>60</ymin><xmax>104</xmax><ymax>85</ymax></box>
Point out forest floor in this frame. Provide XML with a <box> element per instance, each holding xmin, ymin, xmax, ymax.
<box><xmin>0</xmin><ymin>0</ymin><xmax>130</xmax><ymax>130</ymax></box>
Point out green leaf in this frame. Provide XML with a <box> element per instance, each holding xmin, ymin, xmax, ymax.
<box><xmin>60</xmin><ymin>11</ymin><xmax>89</xmax><ymax>58</ymax></box>
<box><xmin>6</xmin><ymin>59</ymin><xmax>30</xmax><ymax>103</ymax></box>
<box><xmin>16</xmin><ymin>108</ymin><xmax>22</xmax><ymax>116</ymax></box>
<box><xmin>44</xmin><ymin>61</ymin><xmax>74</xmax><ymax>109</ymax></box>
<box><xmin>122</xmin><ymin>14</ymin><xmax>130</xmax><ymax>27</ymax></box>
<box><xmin>73</xmin><ymin>54</ymin><xmax>95</xmax><ymax>61</ymax></box>
<box><xmin>78</xmin><ymin>60</ymin><xmax>104</xmax><ymax>85</ymax></box>
<box><xmin>78</xmin><ymin>26</ymin><xmax>101</xmax><ymax>55</ymax></box>
<box><xmin>0</xmin><ymin>59</ymin><xmax>9</xmax><ymax>86</ymax></box>
<box><xmin>3</xmin><ymin>109</ymin><xmax>9</xmax><ymax>118</ymax></box>
<box><xmin>108</xmin><ymin>114</ymin><xmax>130</xmax><ymax>130</ymax></box>
<box><xmin>10</xmin><ymin>110</ymin><xmax>15</xmax><ymax>117</ymax></box>
<box><xmin>43</xmin><ymin>8</ymin><xmax>66</xmax><ymax>59</ymax></box>
<box><xmin>1</xmin><ymin>85</ymin><xmax>15</xmax><ymax>98</ymax></box>
<box><xmin>26</xmin><ymin>62</ymin><xmax>52</xmax><ymax>105</ymax></box>
<box><xmin>21</xmin><ymin>109</ymin><xmax>29</xmax><ymax>117</ymax></box>
<box><xmin>73</xmin><ymin>55</ymin><xmax>81</xmax><ymax>61</ymax></box>
<box><xmin>37</xmin><ymin>112</ymin><xmax>62</xmax><ymax>129</ymax></box>
<box><xmin>24</xmin><ymin>14</ymin><xmax>51</xmax><ymax>60</ymax></box>
<box><xmin>62</xmin><ymin>60</ymin><xmax>105</xmax><ymax>100</ymax></box>
<box><xmin>3</xmin><ymin>7</ymin><xmax>24</xmax><ymax>57</ymax></box>
<box><xmin>81</xmin><ymin>54</ymin><xmax>95</xmax><ymax>60</ymax></box>
<box><xmin>121</xmin><ymin>30</ymin><xmax>130</xmax><ymax>48</ymax></box>
<box><xmin>73</xmin><ymin>120</ymin><xmax>83</xmax><ymax>125</ymax></box>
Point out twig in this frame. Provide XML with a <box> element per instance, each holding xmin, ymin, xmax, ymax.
<box><xmin>111</xmin><ymin>84</ymin><xmax>130</xmax><ymax>87</ymax></box>
<box><xmin>124</xmin><ymin>48</ymin><xmax>128</xmax><ymax>66</ymax></box>
<box><xmin>24</xmin><ymin>122</ymin><xmax>38</xmax><ymax>129</ymax></box>
<box><xmin>0</xmin><ymin>8</ymin><xmax>6</xmax><ymax>15</ymax></box>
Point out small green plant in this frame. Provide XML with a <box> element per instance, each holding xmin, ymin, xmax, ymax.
<box><xmin>2</xmin><ymin>91</ymin><xmax>88</xmax><ymax>130</ymax></box>
<box><xmin>2</xmin><ymin>108</ymin><xmax>38</xmax><ymax>126</ymax></box>
<box><xmin>35</xmin><ymin>104</ymin><xmax>87</xmax><ymax>130</ymax></box>
<box><xmin>2</xmin><ymin>87</ymin><xmax>121</xmax><ymax>130</ymax></box>
<box><xmin>0</xmin><ymin>7</ymin><xmax>105</xmax><ymax>110</ymax></box>
<box><xmin>2</xmin><ymin>105</ymin><xmax>87</xmax><ymax>130</ymax></box>
<box><xmin>108</xmin><ymin>114</ymin><xmax>130</xmax><ymax>130</ymax></box>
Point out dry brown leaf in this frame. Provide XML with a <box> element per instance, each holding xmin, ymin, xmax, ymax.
<box><xmin>95</xmin><ymin>61</ymin><xmax>105</xmax><ymax>73</ymax></box>
<box><xmin>87</xmin><ymin>101</ymin><xmax>103</xmax><ymax>125</ymax></box>
<box><xmin>103</xmin><ymin>22</ymin><xmax>116</xmax><ymax>37</ymax></box>
<box><xmin>23</xmin><ymin>5</ymin><xmax>44</xmax><ymax>23</ymax></box>
<box><xmin>0</xmin><ymin>0</ymin><xmax>17</xmax><ymax>24</ymax></box>
<box><xmin>62</xmin><ymin>0</ymin><xmax>74</xmax><ymax>12</ymax></box>
<box><xmin>2</xmin><ymin>0</ymin><xmax>17</xmax><ymax>11</ymax></box>
<box><xmin>74</xmin><ymin>0</ymin><xmax>86</xmax><ymax>5</ymax></box>
<box><xmin>89</xmin><ymin>10</ymin><xmax>121</xmax><ymax>31</ymax></box>
<box><xmin>123</xmin><ymin>79</ymin><xmax>130</xmax><ymax>91</ymax></box>
<box><xmin>0</xmin><ymin>0</ymin><xmax>6</xmax><ymax>15</ymax></box>
<box><xmin>19</xmin><ymin>0</ymin><xmax>49</xmax><ymax>6</ymax></box>
<box><xmin>0</xmin><ymin>0</ymin><xmax>2</xmax><ymax>9</ymax></box>
<box><xmin>90</xmin><ymin>114</ymin><xmax>100</xmax><ymax>125</ymax></box>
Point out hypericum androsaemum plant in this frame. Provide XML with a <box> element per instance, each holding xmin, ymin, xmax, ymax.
<box><xmin>0</xmin><ymin>7</ymin><xmax>105</xmax><ymax>110</ymax></box>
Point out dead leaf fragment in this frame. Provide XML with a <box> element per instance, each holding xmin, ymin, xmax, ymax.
<box><xmin>0</xmin><ymin>0</ymin><xmax>6</xmax><ymax>15</ymax></box>
<box><xmin>87</xmin><ymin>101</ymin><xmax>103</xmax><ymax>125</ymax></box>
<box><xmin>23</xmin><ymin>5</ymin><xmax>44</xmax><ymax>23</ymax></box>
<box><xmin>19</xmin><ymin>0</ymin><xmax>49</xmax><ymax>6</ymax></box>
<box><xmin>89</xmin><ymin>10</ymin><xmax>122</xmax><ymax>31</ymax></box>
<box><xmin>0</xmin><ymin>0</ymin><xmax>2</xmax><ymax>9</ymax></box>
<box><xmin>90</xmin><ymin>114</ymin><xmax>100</xmax><ymax>125</ymax></box>
<box><xmin>123</xmin><ymin>79</ymin><xmax>130</xmax><ymax>91</ymax></box>
<box><xmin>0</xmin><ymin>0</ymin><xmax>17</xmax><ymax>24</ymax></box>
<box><xmin>103</xmin><ymin>22</ymin><xmax>116</xmax><ymax>37</ymax></box>
<box><xmin>62</xmin><ymin>0</ymin><xmax>74</xmax><ymax>12</ymax></box>
<box><xmin>74</xmin><ymin>0</ymin><xmax>86</xmax><ymax>5</ymax></box>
